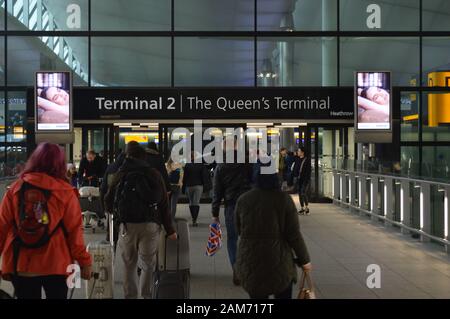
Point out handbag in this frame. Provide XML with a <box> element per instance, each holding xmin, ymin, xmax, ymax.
<box><xmin>0</xmin><ymin>276</ymin><xmax>13</xmax><ymax>299</ymax></box>
<box><xmin>205</xmin><ymin>223</ymin><xmax>222</xmax><ymax>256</ymax></box>
<box><xmin>297</xmin><ymin>271</ymin><xmax>316</xmax><ymax>299</ymax></box>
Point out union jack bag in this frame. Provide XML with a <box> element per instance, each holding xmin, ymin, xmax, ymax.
<box><xmin>206</xmin><ymin>222</ymin><xmax>222</xmax><ymax>256</ymax></box>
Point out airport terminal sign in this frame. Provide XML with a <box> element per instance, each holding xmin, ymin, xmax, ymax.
<box><xmin>73</xmin><ymin>87</ymin><xmax>354</xmax><ymax>120</ymax></box>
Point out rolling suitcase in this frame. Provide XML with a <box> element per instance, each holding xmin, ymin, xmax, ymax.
<box><xmin>86</xmin><ymin>240</ymin><xmax>114</xmax><ymax>299</ymax></box>
<box><xmin>153</xmin><ymin>218</ymin><xmax>190</xmax><ymax>299</ymax></box>
<box><xmin>157</xmin><ymin>218</ymin><xmax>190</xmax><ymax>271</ymax></box>
<box><xmin>108</xmin><ymin>213</ymin><xmax>125</xmax><ymax>286</ymax></box>
<box><xmin>80</xmin><ymin>187</ymin><xmax>101</xmax><ymax>233</ymax></box>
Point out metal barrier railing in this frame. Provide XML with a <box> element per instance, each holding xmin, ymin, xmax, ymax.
<box><xmin>325</xmin><ymin>168</ymin><xmax>450</xmax><ymax>253</ymax></box>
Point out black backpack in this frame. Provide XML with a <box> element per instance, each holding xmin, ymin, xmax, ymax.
<box><xmin>113</xmin><ymin>170</ymin><xmax>160</xmax><ymax>224</ymax></box>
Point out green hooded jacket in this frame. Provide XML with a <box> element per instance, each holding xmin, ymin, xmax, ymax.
<box><xmin>234</xmin><ymin>188</ymin><xmax>310</xmax><ymax>297</ymax></box>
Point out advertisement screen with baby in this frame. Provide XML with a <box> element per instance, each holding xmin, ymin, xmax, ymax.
<box><xmin>35</xmin><ymin>71</ymin><xmax>72</xmax><ymax>131</ymax></box>
<box><xmin>355</xmin><ymin>71</ymin><xmax>391</xmax><ymax>130</ymax></box>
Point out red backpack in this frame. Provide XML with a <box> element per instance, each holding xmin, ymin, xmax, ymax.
<box><xmin>13</xmin><ymin>182</ymin><xmax>66</xmax><ymax>274</ymax></box>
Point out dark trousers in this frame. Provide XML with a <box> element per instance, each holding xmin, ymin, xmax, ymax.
<box><xmin>287</xmin><ymin>172</ymin><xmax>294</xmax><ymax>187</ymax></box>
<box><xmin>12</xmin><ymin>275</ymin><xmax>68</xmax><ymax>299</ymax></box>
<box><xmin>298</xmin><ymin>182</ymin><xmax>310</xmax><ymax>207</ymax></box>
<box><xmin>249</xmin><ymin>283</ymin><xmax>293</xmax><ymax>299</ymax></box>
<box><xmin>169</xmin><ymin>185</ymin><xmax>181</xmax><ymax>217</ymax></box>
<box><xmin>224</xmin><ymin>201</ymin><xmax>238</xmax><ymax>266</ymax></box>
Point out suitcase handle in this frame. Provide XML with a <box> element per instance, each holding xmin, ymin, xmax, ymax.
<box><xmin>164</xmin><ymin>232</ymin><xmax>180</xmax><ymax>271</ymax></box>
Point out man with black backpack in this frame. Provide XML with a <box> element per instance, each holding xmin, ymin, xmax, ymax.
<box><xmin>100</xmin><ymin>142</ymin><xmax>136</xmax><ymax>246</ymax></box>
<box><xmin>104</xmin><ymin>143</ymin><xmax>177</xmax><ymax>299</ymax></box>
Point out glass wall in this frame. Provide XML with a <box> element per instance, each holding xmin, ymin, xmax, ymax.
<box><xmin>257</xmin><ymin>37</ymin><xmax>337</xmax><ymax>86</ymax></box>
<box><xmin>91</xmin><ymin>37</ymin><xmax>171</xmax><ymax>86</ymax></box>
<box><xmin>7</xmin><ymin>0</ymin><xmax>89</xmax><ymax>31</ymax></box>
<box><xmin>258</xmin><ymin>0</ymin><xmax>337</xmax><ymax>31</ymax></box>
<box><xmin>340</xmin><ymin>0</ymin><xmax>420</xmax><ymax>31</ymax></box>
<box><xmin>400</xmin><ymin>92</ymin><xmax>419</xmax><ymax>142</ymax></box>
<box><xmin>340</xmin><ymin>37</ymin><xmax>420</xmax><ymax>86</ymax></box>
<box><xmin>175</xmin><ymin>37</ymin><xmax>254</xmax><ymax>86</ymax></box>
<box><xmin>422</xmin><ymin>146</ymin><xmax>450</xmax><ymax>181</ymax></box>
<box><xmin>423</xmin><ymin>0</ymin><xmax>450</xmax><ymax>31</ymax></box>
<box><xmin>7</xmin><ymin>36</ymin><xmax>88</xmax><ymax>86</ymax></box>
<box><xmin>91</xmin><ymin>0</ymin><xmax>170</xmax><ymax>31</ymax></box>
<box><xmin>400</xmin><ymin>146</ymin><xmax>420</xmax><ymax>177</ymax></box>
<box><xmin>0</xmin><ymin>0</ymin><xmax>449</xmax><ymax>180</ymax></box>
<box><xmin>7</xmin><ymin>92</ymin><xmax>26</xmax><ymax>143</ymax></box>
<box><xmin>422</xmin><ymin>92</ymin><xmax>450</xmax><ymax>142</ymax></box>
<box><xmin>175</xmin><ymin>0</ymin><xmax>254</xmax><ymax>31</ymax></box>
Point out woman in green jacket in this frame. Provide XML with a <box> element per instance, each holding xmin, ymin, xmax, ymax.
<box><xmin>234</xmin><ymin>162</ymin><xmax>312</xmax><ymax>299</ymax></box>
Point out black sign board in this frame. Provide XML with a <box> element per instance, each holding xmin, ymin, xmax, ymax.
<box><xmin>68</xmin><ymin>87</ymin><xmax>354</xmax><ymax>121</ymax></box>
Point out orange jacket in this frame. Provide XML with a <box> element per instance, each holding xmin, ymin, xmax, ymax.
<box><xmin>0</xmin><ymin>172</ymin><xmax>92</xmax><ymax>276</ymax></box>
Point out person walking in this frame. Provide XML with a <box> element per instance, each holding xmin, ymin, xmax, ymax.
<box><xmin>66</xmin><ymin>163</ymin><xmax>78</xmax><ymax>188</ymax></box>
<box><xmin>104</xmin><ymin>144</ymin><xmax>176</xmax><ymax>299</ymax></box>
<box><xmin>278</xmin><ymin>147</ymin><xmax>288</xmax><ymax>188</ymax></box>
<box><xmin>0</xmin><ymin>143</ymin><xmax>92</xmax><ymax>299</ymax></box>
<box><xmin>98</xmin><ymin>150</ymin><xmax>108</xmax><ymax>177</ymax></box>
<box><xmin>166</xmin><ymin>157</ymin><xmax>183</xmax><ymax>218</ymax></box>
<box><xmin>100</xmin><ymin>142</ymin><xmax>139</xmax><ymax>246</ymax></box>
<box><xmin>182</xmin><ymin>152</ymin><xmax>210</xmax><ymax>227</ymax></box>
<box><xmin>234</xmin><ymin>162</ymin><xmax>312</xmax><ymax>299</ymax></box>
<box><xmin>78</xmin><ymin>149</ymin><xmax>104</xmax><ymax>187</ymax></box>
<box><xmin>293</xmin><ymin>146</ymin><xmax>312</xmax><ymax>215</ymax></box>
<box><xmin>211</xmin><ymin>141</ymin><xmax>252</xmax><ymax>285</ymax></box>
<box><xmin>285</xmin><ymin>150</ymin><xmax>296</xmax><ymax>191</ymax></box>
<box><xmin>145</xmin><ymin>142</ymin><xmax>171</xmax><ymax>192</ymax></box>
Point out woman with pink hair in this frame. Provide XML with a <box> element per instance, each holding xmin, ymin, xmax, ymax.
<box><xmin>0</xmin><ymin>143</ymin><xmax>92</xmax><ymax>299</ymax></box>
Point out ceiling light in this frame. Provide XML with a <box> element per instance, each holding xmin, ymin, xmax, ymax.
<box><xmin>275</xmin><ymin>125</ymin><xmax>298</xmax><ymax>129</ymax></box>
<box><xmin>140</xmin><ymin>123</ymin><xmax>159</xmax><ymax>127</ymax></box>
<box><xmin>247</xmin><ymin>122</ymin><xmax>273</xmax><ymax>127</ymax></box>
<box><xmin>281</xmin><ymin>123</ymin><xmax>307</xmax><ymax>126</ymax></box>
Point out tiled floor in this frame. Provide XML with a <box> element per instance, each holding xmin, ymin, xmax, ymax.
<box><xmin>1</xmin><ymin>198</ymin><xmax>449</xmax><ymax>299</ymax></box>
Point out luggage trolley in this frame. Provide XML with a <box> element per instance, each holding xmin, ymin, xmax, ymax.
<box><xmin>79</xmin><ymin>186</ymin><xmax>104</xmax><ymax>233</ymax></box>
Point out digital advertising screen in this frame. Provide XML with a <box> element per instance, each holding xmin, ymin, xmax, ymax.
<box><xmin>35</xmin><ymin>71</ymin><xmax>72</xmax><ymax>131</ymax></box>
<box><xmin>355</xmin><ymin>71</ymin><xmax>391</xmax><ymax>130</ymax></box>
